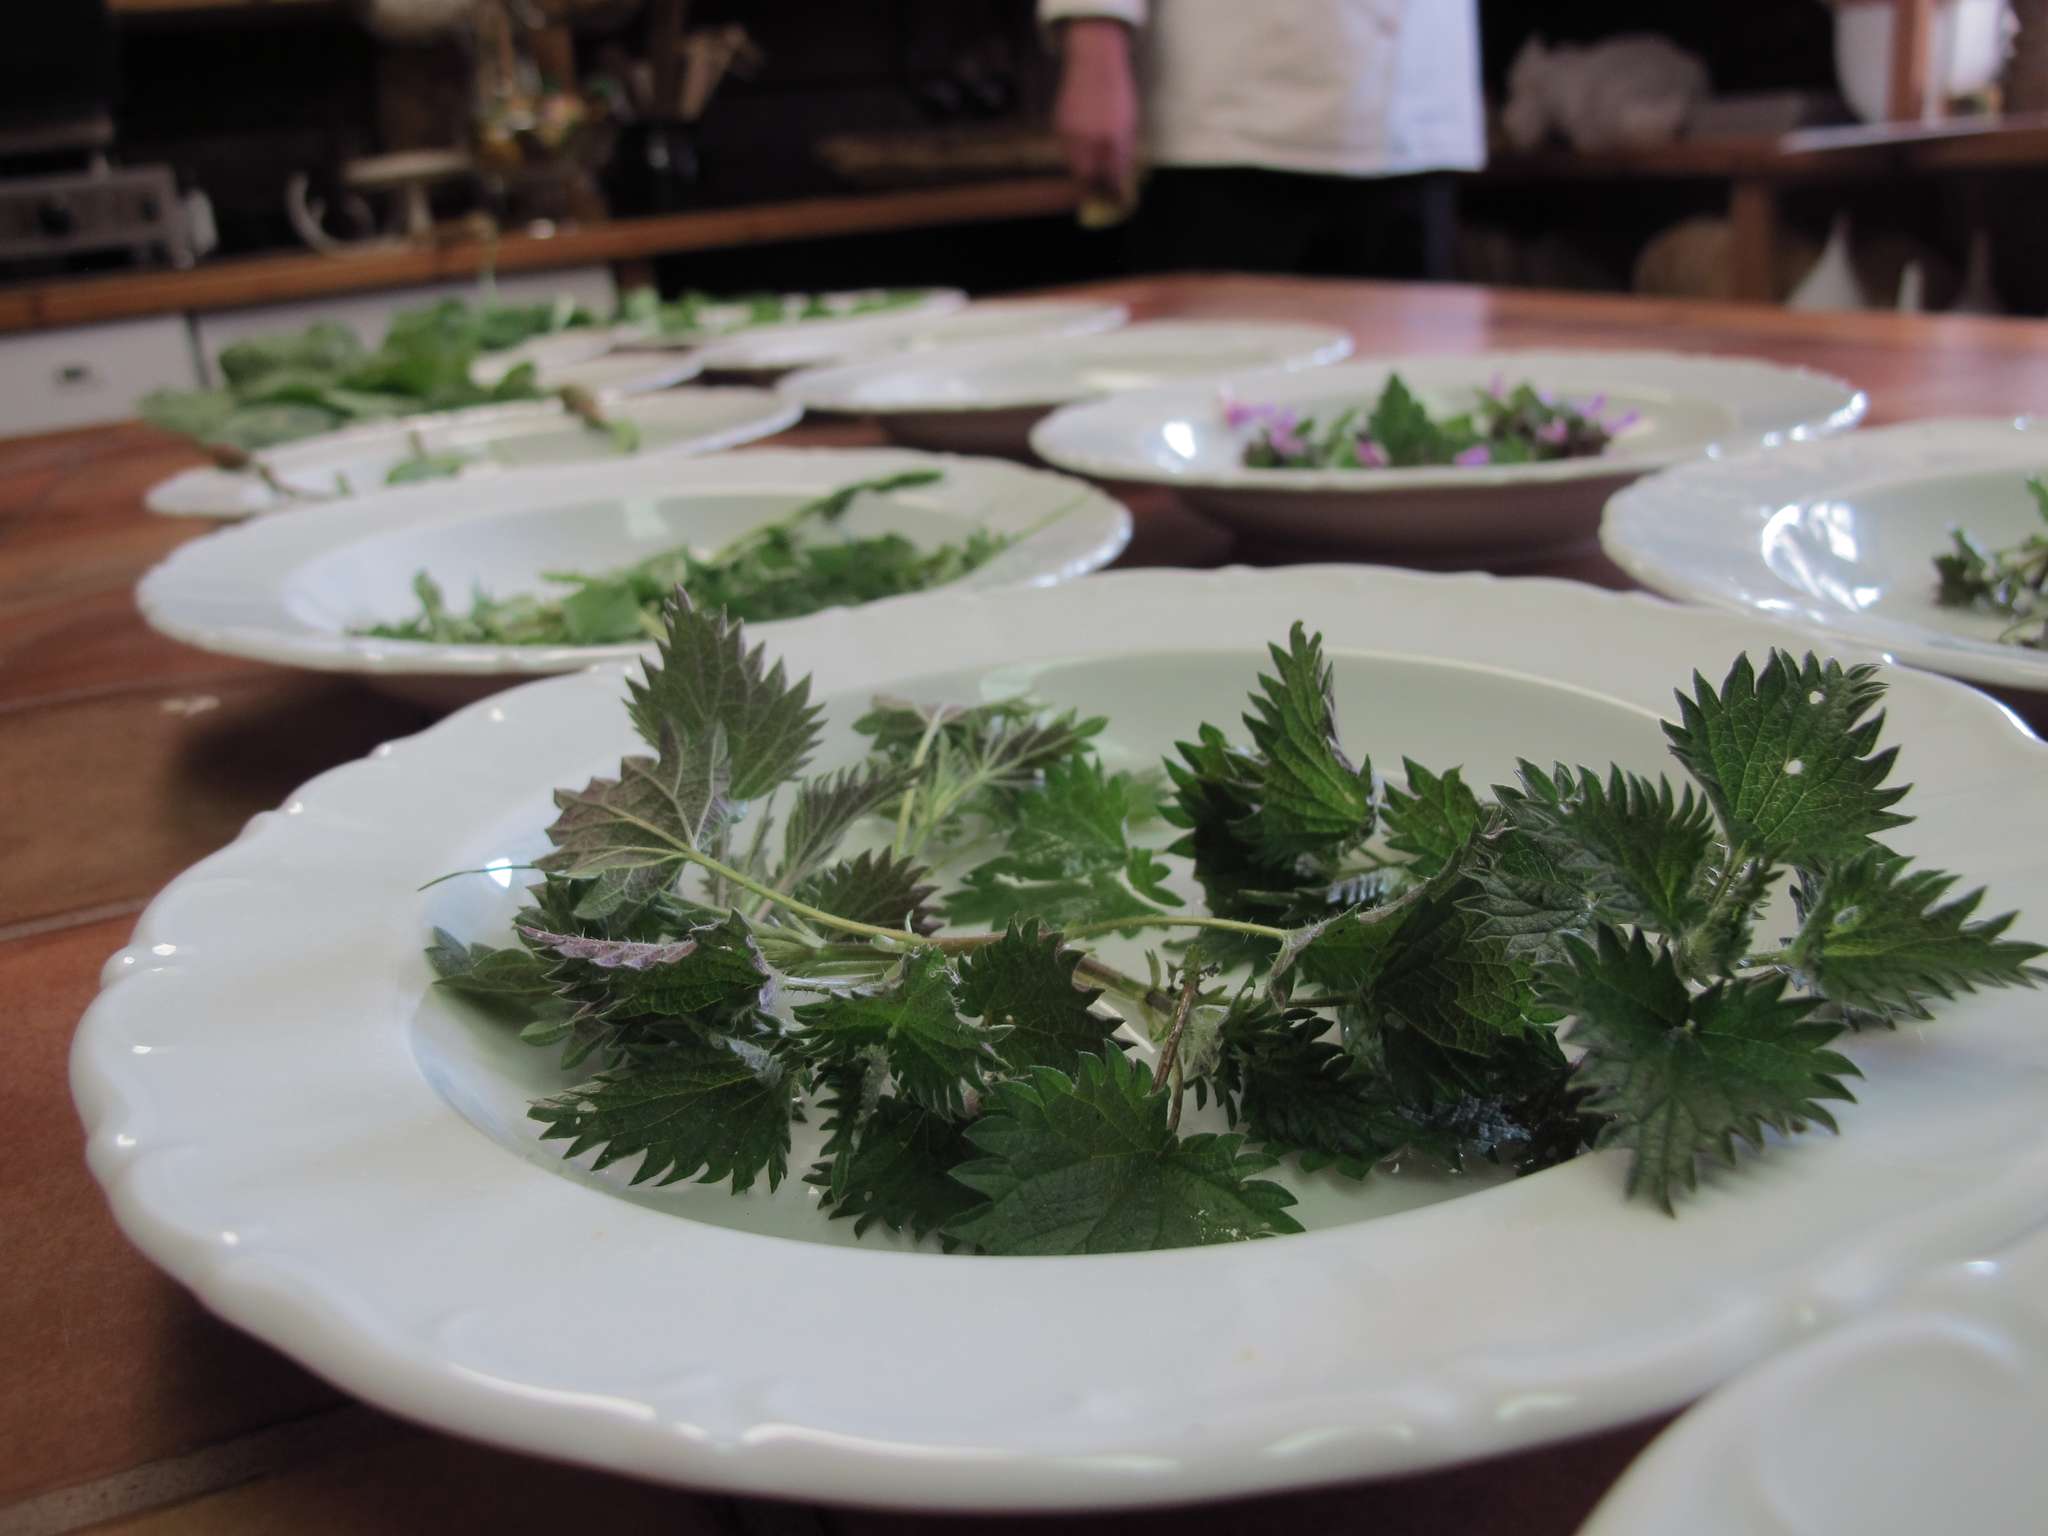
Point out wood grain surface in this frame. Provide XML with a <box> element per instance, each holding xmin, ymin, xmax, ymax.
<box><xmin>6</xmin><ymin>273</ymin><xmax>2047</xmax><ymax>1536</ymax></box>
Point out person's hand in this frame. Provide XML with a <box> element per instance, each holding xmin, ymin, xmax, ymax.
<box><xmin>1053</xmin><ymin>18</ymin><xmax>1138</xmax><ymax>201</ymax></box>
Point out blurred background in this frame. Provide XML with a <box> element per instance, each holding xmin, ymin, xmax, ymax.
<box><xmin>6</xmin><ymin>0</ymin><xmax>2046</xmax><ymax>432</ymax></box>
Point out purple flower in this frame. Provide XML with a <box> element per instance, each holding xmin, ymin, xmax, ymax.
<box><xmin>1602</xmin><ymin>409</ymin><xmax>1641</xmax><ymax>436</ymax></box>
<box><xmin>1571</xmin><ymin>393</ymin><xmax>1608</xmax><ymax>418</ymax></box>
<box><xmin>1536</xmin><ymin>388</ymin><xmax>1557</xmax><ymax>408</ymax></box>
<box><xmin>1354</xmin><ymin>437</ymin><xmax>1389</xmax><ymax>468</ymax></box>
<box><xmin>1453</xmin><ymin>445</ymin><xmax>1493</xmax><ymax>468</ymax></box>
<box><xmin>1536</xmin><ymin>418</ymin><xmax>1571</xmax><ymax>446</ymax></box>
<box><xmin>1268</xmin><ymin>424</ymin><xmax>1309</xmax><ymax>458</ymax></box>
<box><xmin>1485</xmin><ymin>371</ymin><xmax>1506</xmax><ymax>401</ymax></box>
<box><xmin>1221</xmin><ymin>394</ymin><xmax>1297</xmax><ymax>434</ymax></box>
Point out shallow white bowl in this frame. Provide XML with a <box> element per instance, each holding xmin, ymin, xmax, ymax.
<box><xmin>1580</xmin><ymin>1221</ymin><xmax>2048</xmax><ymax>1536</ymax></box>
<box><xmin>145</xmin><ymin>388</ymin><xmax>803</xmax><ymax>520</ymax></box>
<box><xmin>1602</xmin><ymin>417</ymin><xmax>2048</xmax><ymax>694</ymax></box>
<box><xmin>688</xmin><ymin>299</ymin><xmax>1129</xmax><ymax>380</ymax></box>
<box><xmin>470</xmin><ymin>329</ymin><xmax>616</xmax><ymax>388</ymax></box>
<box><xmin>1031</xmin><ymin>350</ymin><xmax>1867</xmax><ymax>565</ymax></box>
<box><xmin>614</xmin><ymin>287</ymin><xmax>968</xmax><ymax>352</ymax></box>
<box><xmin>134</xmin><ymin>447</ymin><xmax>1132</xmax><ymax>705</ymax></box>
<box><xmin>778</xmin><ymin>320</ymin><xmax>1355</xmax><ymax>458</ymax></box>
<box><xmin>75</xmin><ymin>565</ymin><xmax>2048</xmax><ymax>1511</ymax></box>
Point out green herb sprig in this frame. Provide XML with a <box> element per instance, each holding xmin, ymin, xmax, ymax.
<box><xmin>359</xmin><ymin>471</ymin><xmax>1013</xmax><ymax>646</ymax></box>
<box><xmin>1934</xmin><ymin>475</ymin><xmax>2048</xmax><ymax>649</ymax></box>
<box><xmin>427</xmin><ymin>600</ymin><xmax>2041</xmax><ymax>1252</ymax></box>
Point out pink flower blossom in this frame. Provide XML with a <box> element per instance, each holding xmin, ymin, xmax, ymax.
<box><xmin>1485</xmin><ymin>371</ymin><xmax>1506</xmax><ymax>401</ymax></box>
<box><xmin>1220</xmin><ymin>394</ymin><xmax>1297</xmax><ymax>434</ymax></box>
<box><xmin>1354</xmin><ymin>437</ymin><xmax>1389</xmax><ymax>468</ymax></box>
<box><xmin>1573</xmin><ymin>393</ymin><xmax>1608</xmax><ymax>418</ymax></box>
<box><xmin>1453</xmin><ymin>445</ymin><xmax>1493</xmax><ymax>468</ymax></box>
<box><xmin>1536</xmin><ymin>419</ymin><xmax>1571</xmax><ymax>446</ymax></box>
<box><xmin>1268</xmin><ymin>424</ymin><xmax>1309</xmax><ymax>458</ymax></box>
<box><xmin>1602</xmin><ymin>409</ymin><xmax>1641</xmax><ymax>436</ymax></box>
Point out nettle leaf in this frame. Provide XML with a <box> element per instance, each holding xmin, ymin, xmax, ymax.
<box><xmin>1664</xmin><ymin>651</ymin><xmax>1910</xmax><ymax>864</ymax></box>
<box><xmin>1238</xmin><ymin>623</ymin><xmax>1376</xmax><ymax>863</ymax></box>
<box><xmin>795</xmin><ymin>948</ymin><xmax>994</xmax><ymax>1113</ymax></box>
<box><xmin>952</xmin><ymin>919</ymin><xmax>1124</xmax><ymax>1075</ymax></box>
<box><xmin>1464</xmin><ymin>824</ymin><xmax>1599</xmax><ymax>969</ymax></box>
<box><xmin>1281</xmin><ymin>862</ymin><xmax>1531</xmax><ymax>1057</ymax></box>
<box><xmin>1786</xmin><ymin>852</ymin><xmax>2044</xmax><ymax>1022</ymax></box>
<box><xmin>1498</xmin><ymin>762</ymin><xmax>1717</xmax><ymax>939</ymax></box>
<box><xmin>941</xmin><ymin>757</ymin><xmax>1181</xmax><ymax>930</ymax></box>
<box><xmin>1228</xmin><ymin>1010</ymin><xmax>1431</xmax><ymax>1178</ymax></box>
<box><xmin>794</xmin><ymin>849</ymin><xmax>940</xmax><ymax>935</ymax></box>
<box><xmin>521</xmin><ymin>912</ymin><xmax>776</xmax><ymax>1025</ymax></box>
<box><xmin>1366</xmin><ymin>1011</ymin><xmax>1591</xmax><ymax>1171</ymax></box>
<box><xmin>627</xmin><ymin>598</ymin><xmax>823</xmax><ymax>801</ymax></box>
<box><xmin>536</xmin><ymin>724</ymin><xmax>734</xmax><ymax>919</ymax></box>
<box><xmin>1546</xmin><ymin>925</ymin><xmax>1859</xmax><ymax>1212</ymax></box>
<box><xmin>1382</xmin><ymin>759</ymin><xmax>1485</xmax><ymax>876</ymax></box>
<box><xmin>808</xmin><ymin>1081</ymin><xmax>980</xmax><ymax>1246</ymax></box>
<box><xmin>774</xmin><ymin>762</ymin><xmax>906</xmax><ymax>888</ymax></box>
<box><xmin>426</xmin><ymin>929</ymin><xmax>557</xmax><ymax>1020</ymax></box>
<box><xmin>944</xmin><ymin>1050</ymin><xmax>1302</xmax><ymax>1254</ymax></box>
<box><xmin>530</xmin><ymin>1033</ymin><xmax>795</xmax><ymax>1192</ymax></box>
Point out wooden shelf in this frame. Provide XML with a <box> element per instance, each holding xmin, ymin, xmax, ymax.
<box><xmin>0</xmin><ymin>177</ymin><xmax>1079</xmax><ymax>335</ymax></box>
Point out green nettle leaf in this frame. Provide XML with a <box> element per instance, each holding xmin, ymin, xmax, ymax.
<box><xmin>1238</xmin><ymin>623</ymin><xmax>1376</xmax><ymax>863</ymax></box>
<box><xmin>521</xmin><ymin>912</ymin><xmax>776</xmax><ymax>1025</ymax></box>
<box><xmin>626</xmin><ymin>599</ymin><xmax>823</xmax><ymax>801</ymax></box>
<box><xmin>426</xmin><ymin>928</ymin><xmax>558</xmax><ymax>1019</ymax></box>
<box><xmin>944</xmin><ymin>1050</ymin><xmax>1303</xmax><ymax>1254</ymax></box>
<box><xmin>774</xmin><ymin>762</ymin><xmax>906</xmax><ymax>889</ymax></box>
<box><xmin>1228</xmin><ymin>1011</ymin><xmax>1428</xmax><ymax>1178</ymax></box>
<box><xmin>1382</xmin><ymin>759</ymin><xmax>1485</xmax><ymax>876</ymax></box>
<box><xmin>808</xmin><ymin>1086</ymin><xmax>981</xmax><ymax>1245</ymax></box>
<box><xmin>1663</xmin><ymin>651</ymin><xmax>1911</xmax><ymax>864</ymax></box>
<box><xmin>535</xmin><ymin>724</ymin><xmax>735</xmax><ymax>919</ymax></box>
<box><xmin>1785</xmin><ymin>852</ymin><xmax>2044</xmax><ymax>1022</ymax></box>
<box><xmin>1464</xmin><ymin>824</ymin><xmax>1599</xmax><ymax>968</ymax></box>
<box><xmin>1497</xmin><ymin>762</ymin><xmax>1717</xmax><ymax>939</ymax></box>
<box><xmin>795</xmin><ymin>949</ymin><xmax>994</xmax><ymax>1114</ymax></box>
<box><xmin>941</xmin><ymin>757</ymin><xmax>1181</xmax><ymax>930</ymax></box>
<box><xmin>530</xmin><ymin>1033</ymin><xmax>796</xmax><ymax>1192</ymax></box>
<box><xmin>952</xmin><ymin>919</ymin><xmax>1124</xmax><ymax>1075</ymax></box>
<box><xmin>793</xmin><ymin>849</ymin><xmax>940</xmax><ymax>935</ymax></box>
<box><xmin>1546</xmin><ymin>925</ymin><xmax>1860</xmax><ymax>1212</ymax></box>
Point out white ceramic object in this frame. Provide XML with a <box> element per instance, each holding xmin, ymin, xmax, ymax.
<box><xmin>76</xmin><ymin>565</ymin><xmax>2048</xmax><ymax>1511</ymax></box>
<box><xmin>470</xmin><ymin>329</ymin><xmax>615</xmax><ymax>388</ymax></box>
<box><xmin>1579</xmin><ymin>1222</ymin><xmax>2048</xmax><ymax>1536</ymax></box>
<box><xmin>1602</xmin><ymin>417</ymin><xmax>2048</xmax><ymax>693</ymax></box>
<box><xmin>615</xmin><ymin>287</ymin><xmax>968</xmax><ymax>351</ymax></box>
<box><xmin>537</xmin><ymin>349</ymin><xmax>701</xmax><ymax>398</ymax></box>
<box><xmin>145</xmin><ymin>388</ymin><xmax>803</xmax><ymax>520</ymax></box>
<box><xmin>688</xmin><ymin>299</ymin><xmax>1130</xmax><ymax>380</ymax></box>
<box><xmin>1831</xmin><ymin>0</ymin><xmax>2015</xmax><ymax>123</ymax></box>
<box><xmin>134</xmin><ymin>448</ymin><xmax>1132</xmax><ymax>703</ymax></box>
<box><xmin>777</xmin><ymin>320</ymin><xmax>1355</xmax><ymax>458</ymax></box>
<box><xmin>1030</xmin><ymin>351</ymin><xmax>1866</xmax><ymax>564</ymax></box>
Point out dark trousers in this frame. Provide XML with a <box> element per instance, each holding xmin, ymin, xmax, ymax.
<box><xmin>1126</xmin><ymin>167</ymin><xmax>1457</xmax><ymax>281</ymax></box>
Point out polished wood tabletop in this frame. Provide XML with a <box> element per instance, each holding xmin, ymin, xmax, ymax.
<box><xmin>7</xmin><ymin>273</ymin><xmax>2048</xmax><ymax>1536</ymax></box>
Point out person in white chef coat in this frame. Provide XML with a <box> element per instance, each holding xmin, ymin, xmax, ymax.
<box><xmin>1042</xmin><ymin>0</ymin><xmax>1484</xmax><ymax>279</ymax></box>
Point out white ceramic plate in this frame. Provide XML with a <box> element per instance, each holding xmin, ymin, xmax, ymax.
<box><xmin>777</xmin><ymin>320</ymin><xmax>1356</xmax><ymax>458</ymax></box>
<box><xmin>145</xmin><ymin>388</ymin><xmax>804</xmax><ymax>520</ymax></box>
<box><xmin>134</xmin><ymin>448</ymin><xmax>1132</xmax><ymax>700</ymax></box>
<box><xmin>538</xmin><ymin>349</ymin><xmax>701</xmax><ymax>398</ymax></box>
<box><xmin>471</xmin><ymin>330</ymin><xmax>616</xmax><ymax>388</ymax></box>
<box><xmin>615</xmin><ymin>287</ymin><xmax>968</xmax><ymax>351</ymax></box>
<box><xmin>1580</xmin><ymin>1222</ymin><xmax>2048</xmax><ymax>1536</ymax></box>
<box><xmin>1602</xmin><ymin>418</ymin><xmax>2048</xmax><ymax>693</ymax></box>
<box><xmin>689</xmin><ymin>299</ymin><xmax>1129</xmax><ymax>380</ymax></box>
<box><xmin>76</xmin><ymin>566</ymin><xmax>2048</xmax><ymax>1511</ymax></box>
<box><xmin>1031</xmin><ymin>351</ymin><xmax>1867</xmax><ymax>563</ymax></box>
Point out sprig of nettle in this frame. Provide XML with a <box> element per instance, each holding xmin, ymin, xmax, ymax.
<box><xmin>1935</xmin><ymin>474</ymin><xmax>2048</xmax><ymax>650</ymax></box>
<box><xmin>359</xmin><ymin>471</ymin><xmax>1025</xmax><ymax>646</ymax></box>
<box><xmin>427</xmin><ymin>598</ymin><xmax>2042</xmax><ymax>1253</ymax></box>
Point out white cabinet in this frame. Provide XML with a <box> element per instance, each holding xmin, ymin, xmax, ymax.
<box><xmin>0</xmin><ymin>315</ymin><xmax>202</xmax><ymax>437</ymax></box>
<box><xmin>191</xmin><ymin>266</ymin><xmax>618</xmax><ymax>377</ymax></box>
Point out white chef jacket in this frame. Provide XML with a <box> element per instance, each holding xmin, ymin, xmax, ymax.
<box><xmin>1040</xmin><ymin>0</ymin><xmax>1485</xmax><ymax>177</ymax></box>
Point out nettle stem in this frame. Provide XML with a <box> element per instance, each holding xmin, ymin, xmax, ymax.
<box><xmin>1152</xmin><ymin>969</ymin><xmax>1202</xmax><ymax>1131</ymax></box>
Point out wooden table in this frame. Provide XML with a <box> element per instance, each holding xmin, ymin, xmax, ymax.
<box><xmin>8</xmin><ymin>274</ymin><xmax>2048</xmax><ymax>1536</ymax></box>
<box><xmin>1485</xmin><ymin>112</ymin><xmax>2048</xmax><ymax>301</ymax></box>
